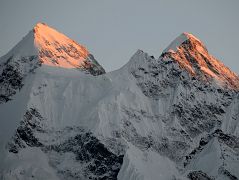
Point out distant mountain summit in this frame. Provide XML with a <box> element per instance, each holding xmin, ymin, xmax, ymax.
<box><xmin>33</xmin><ymin>23</ymin><xmax>105</xmax><ymax>74</ymax></box>
<box><xmin>0</xmin><ymin>22</ymin><xmax>105</xmax><ymax>103</ymax></box>
<box><xmin>0</xmin><ymin>24</ymin><xmax>239</xmax><ymax>180</ymax></box>
<box><xmin>1</xmin><ymin>22</ymin><xmax>105</xmax><ymax>74</ymax></box>
<box><xmin>161</xmin><ymin>32</ymin><xmax>239</xmax><ymax>89</ymax></box>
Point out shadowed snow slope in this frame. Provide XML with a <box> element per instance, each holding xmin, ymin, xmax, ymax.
<box><xmin>0</xmin><ymin>25</ymin><xmax>239</xmax><ymax>180</ymax></box>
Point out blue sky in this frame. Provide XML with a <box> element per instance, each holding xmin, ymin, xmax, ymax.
<box><xmin>0</xmin><ymin>0</ymin><xmax>238</xmax><ymax>74</ymax></box>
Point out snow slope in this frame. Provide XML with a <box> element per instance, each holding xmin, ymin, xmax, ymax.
<box><xmin>0</xmin><ymin>24</ymin><xmax>239</xmax><ymax>180</ymax></box>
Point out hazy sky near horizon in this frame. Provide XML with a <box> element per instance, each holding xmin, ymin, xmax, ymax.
<box><xmin>0</xmin><ymin>0</ymin><xmax>239</xmax><ymax>74</ymax></box>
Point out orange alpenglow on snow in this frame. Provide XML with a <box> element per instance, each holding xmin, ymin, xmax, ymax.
<box><xmin>33</xmin><ymin>22</ymin><xmax>90</xmax><ymax>69</ymax></box>
<box><xmin>162</xmin><ymin>32</ymin><xmax>239</xmax><ymax>90</ymax></box>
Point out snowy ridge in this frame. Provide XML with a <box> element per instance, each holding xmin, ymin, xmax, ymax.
<box><xmin>0</xmin><ymin>24</ymin><xmax>239</xmax><ymax>180</ymax></box>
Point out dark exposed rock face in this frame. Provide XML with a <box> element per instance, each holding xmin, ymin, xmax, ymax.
<box><xmin>45</xmin><ymin>133</ymin><xmax>123</xmax><ymax>180</ymax></box>
<box><xmin>0</xmin><ymin>63</ymin><xmax>23</xmax><ymax>102</ymax></box>
<box><xmin>7</xmin><ymin>107</ymin><xmax>123</xmax><ymax>180</ymax></box>
<box><xmin>87</xmin><ymin>54</ymin><xmax>106</xmax><ymax>76</ymax></box>
<box><xmin>7</xmin><ymin>108</ymin><xmax>45</xmax><ymax>153</ymax></box>
<box><xmin>0</xmin><ymin>55</ymin><xmax>40</xmax><ymax>103</ymax></box>
<box><xmin>187</xmin><ymin>171</ymin><xmax>214</xmax><ymax>180</ymax></box>
<box><xmin>219</xmin><ymin>167</ymin><xmax>238</xmax><ymax>180</ymax></box>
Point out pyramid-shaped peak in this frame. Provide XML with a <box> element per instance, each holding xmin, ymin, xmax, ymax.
<box><xmin>34</xmin><ymin>22</ymin><xmax>59</xmax><ymax>32</ymax></box>
<box><xmin>32</xmin><ymin>22</ymin><xmax>90</xmax><ymax>65</ymax></box>
<box><xmin>32</xmin><ymin>22</ymin><xmax>105</xmax><ymax>74</ymax></box>
<box><xmin>34</xmin><ymin>22</ymin><xmax>48</xmax><ymax>28</ymax></box>
<box><xmin>182</xmin><ymin>32</ymin><xmax>202</xmax><ymax>43</ymax></box>
<box><xmin>161</xmin><ymin>33</ymin><xmax>239</xmax><ymax>89</ymax></box>
<box><xmin>163</xmin><ymin>32</ymin><xmax>206</xmax><ymax>54</ymax></box>
<box><xmin>33</xmin><ymin>22</ymin><xmax>61</xmax><ymax>38</ymax></box>
<box><xmin>33</xmin><ymin>22</ymin><xmax>87</xmax><ymax>50</ymax></box>
<box><xmin>33</xmin><ymin>22</ymin><xmax>73</xmax><ymax>41</ymax></box>
<box><xmin>0</xmin><ymin>22</ymin><xmax>105</xmax><ymax>75</ymax></box>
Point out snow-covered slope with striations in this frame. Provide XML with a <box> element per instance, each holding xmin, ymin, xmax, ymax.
<box><xmin>0</xmin><ymin>25</ymin><xmax>239</xmax><ymax>180</ymax></box>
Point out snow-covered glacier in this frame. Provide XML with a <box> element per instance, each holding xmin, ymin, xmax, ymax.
<box><xmin>0</xmin><ymin>23</ymin><xmax>239</xmax><ymax>180</ymax></box>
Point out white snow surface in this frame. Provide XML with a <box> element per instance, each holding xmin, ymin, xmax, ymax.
<box><xmin>0</xmin><ymin>24</ymin><xmax>239</xmax><ymax>180</ymax></box>
<box><xmin>118</xmin><ymin>144</ymin><xmax>185</xmax><ymax>180</ymax></box>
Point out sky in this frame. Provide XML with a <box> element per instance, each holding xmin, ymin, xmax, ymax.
<box><xmin>0</xmin><ymin>0</ymin><xmax>239</xmax><ymax>74</ymax></box>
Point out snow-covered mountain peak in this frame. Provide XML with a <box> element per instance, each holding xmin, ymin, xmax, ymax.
<box><xmin>162</xmin><ymin>32</ymin><xmax>204</xmax><ymax>54</ymax></box>
<box><xmin>161</xmin><ymin>33</ymin><xmax>239</xmax><ymax>90</ymax></box>
<box><xmin>0</xmin><ymin>22</ymin><xmax>105</xmax><ymax>103</ymax></box>
<box><xmin>0</xmin><ymin>22</ymin><xmax>105</xmax><ymax>76</ymax></box>
<box><xmin>33</xmin><ymin>22</ymin><xmax>89</xmax><ymax>59</ymax></box>
<box><xmin>1</xmin><ymin>25</ymin><xmax>239</xmax><ymax>180</ymax></box>
<box><xmin>32</xmin><ymin>22</ymin><xmax>104</xmax><ymax>72</ymax></box>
